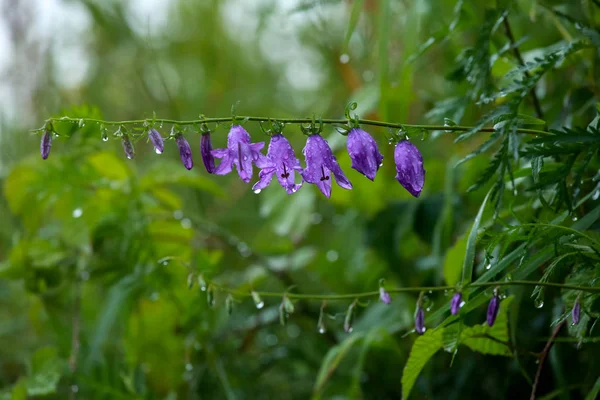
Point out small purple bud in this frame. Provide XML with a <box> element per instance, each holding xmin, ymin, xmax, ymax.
<box><xmin>201</xmin><ymin>132</ymin><xmax>215</xmax><ymax>173</ymax></box>
<box><xmin>415</xmin><ymin>307</ymin><xmax>425</xmax><ymax>335</ymax></box>
<box><xmin>394</xmin><ymin>140</ymin><xmax>426</xmax><ymax>197</ymax></box>
<box><xmin>148</xmin><ymin>128</ymin><xmax>164</xmax><ymax>154</ymax></box>
<box><xmin>572</xmin><ymin>300</ymin><xmax>580</xmax><ymax>326</ymax></box>
<box><xmin>487</xmin><ymin>295</ymin><xmax>500</xmax><ymax>326</ymax></box>
<box><xmin>346</xmin><ymin>128</ymin><xmax>384</xmax><ymax>181</ymax></box>
<box><xmin>40</xmin><ymin>130</ymin><xmax>52</xmax><ymax>160</ymax></box>
<box><xmin>450</xmin><ymin>292</ymin><xmax>462</xmax><ymax>315</ymax></box>
<box><xmin>121</xmin><ymin>135</ymin><xmax>135</xmax><ymax>159</ymax></box>
<box><xmin>379</xmin><ymin>287</ymin><xmax>392</xmax><ymax>305</ymax></box>
<box><xmin>176</xmin><ymin>134</ymin><xmax>193</xmax><ymax>170</ymax></box>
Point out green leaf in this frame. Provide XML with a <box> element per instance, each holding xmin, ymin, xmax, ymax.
<box><xmin>443</xmin><ymin>234</ymin><xmax>467</xmax><ymax>286</ymax></box>
<box><xmin>87</xmin><ymin>152</ymin><xmax>130</xmax><ymax>180</ymax></box>
<box><xmin>461</xmin><ymin>190</ymin><xmax>491</xmax><ymax>295</ymax></box>
<box><xmin>460</xmin><ymin>296</ymin><xmax>514</xmax><ymax>356</ymax></box>
<box><xmin>140</xmin><ymin>161</ymin><xmax>225</xmax><ymax>198</ymax></box>
<box><xmin>342</xmin><ymin>0</ymin><xmax>365</xmax><ymax>53</ymax></box>
<box><xmin>25</xmin><ymin>347</ymin><xmax>64</xmax><ymax>396</ymax></box>
<box><xmin>313</xmin><ymin>333</ymin><xmax>365</xmax><ymax>398</ymax></box>
<box><xmin>401</xmin><ymin>328</ymin><xmax>444</xmax><ymax>400</ymax></box>
<box><xmin>585</xmin><ymin>377</ymin><xmax>600</xmax><ymax>400</ymax></box>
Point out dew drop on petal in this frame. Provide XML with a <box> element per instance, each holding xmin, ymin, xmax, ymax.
<box><xmin>253</xmin><ymin>189</ymin><xmax>262</xmax><ymax>194</ymax></box>
<box><xmin>155</xmin><ymin>148</ymin><xmax>163</xmax><ymax>154</ymax></box>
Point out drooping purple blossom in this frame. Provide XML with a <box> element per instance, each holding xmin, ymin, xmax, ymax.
<box><xmin>201</xmin><ymin>132</ymin><xmax>215</xmax><ymax>173</ymax></box>
<box><xmin>301</xmin><ymin>134</ymin><xmax>352</xmax><ymax>198</ymax></box>
<box><xmin>176</xmin><ymin>134</ymin><xmax>193</xmax><ymax>170</ymax></box>
<box><xmin>379</xmin><ymin>287</ymin><xmax>392</xmax><ymax>305</ymax></box>
<box><xmin>253</xmin><ymin>134</ymin><xmax>302</xmax><ymax>194</ymax></box>
<box><xmin>451</xmin><ymin>292</ymin><xmax>462</xmax><ymax>315</ymax></box>
<box><xmin>572</xmin><ymin>300</ymin><xmax>581</xmax><ymax>325</ymax></box>
<box><xmin>40</xmin><ymin>130</ymin><xmax>52</xmax><ymax>160</ymax></box>
<box><xmin>211</xmin><ymin>125</ymin><xmax>269</xmax><ymax>182</ymax></box>
<box><xmin>394</xmin><ymin>140</ymin><xmax>425</xmax><ymax>197</ymax></box>
<box><xmin>122</xmin><ymin>135</ymin><xmax>135</xmax><ymax>160</ymax></box>
<box><xmin>148</xmin><ymin>128</ymin><xmax>164</xmax><ymax>154</ymax></box>
<box><xmin>415</xmin><ymin>307</ymin><xmax>425</xmax><ymax>335</ymax></box>
<box><xmin>347</xmin><ymin>128</ymin><xmax>384</xmax><ymax>181</ymax></box>
<box><xmin>487</xmin><ymin>294</ymin><xmax>500</xmax><ymax>327</ymax></box>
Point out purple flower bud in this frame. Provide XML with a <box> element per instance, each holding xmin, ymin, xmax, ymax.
<box><xmin>379</xmin><ymin>287</ymin><xmax>392</xmax><ymax>305</ymax></box>
<box><xmin>201</xmin><ymin>132</ymin><xmax>215</xmax><ymax>173</ymax></box>
<box><xmin>346</xmin><ymin>128</ymin><xmax>384</xmax><ymax>181</ymax></box>
<box><xmin>40</xmin><ymin>130</ymin><xmax>52</xmax><ymax>160</ymax></box>
<box><xmin>176</xmin><ymin>134</ymin><xmax>193</xmax><ymax>170</ymax></box>
<box><xmin>451</xmin><ymin>292</ymin><xmax>462</xmax><ymax>315</ymax></box>
<box><xmin>394</xmin><ymin>140</ymin><xmax>425</xmax><ymax>197</ymax></box>
<box><xmin>572</xmin><ymin>300</ymin><xmax>580</xmax><ymax>325</ymax></box>
<box><xmin>415</xmin><ymin>307</ymin><xmax>425</xmax><ymax>335</ymax></box>
<box><xmin>487</xmin><ymin>295</ymin><xmax>500</xmax><ymax>326</ymax></box>
<box><xmin>148</xmin><ymin>128</ymin><xmax>164</xmax><ymax>154</ymax></box>
<box><xmin>122</xmin><ymin>135</ymin><xmax>135</xmax><ymax>159</ymax></box>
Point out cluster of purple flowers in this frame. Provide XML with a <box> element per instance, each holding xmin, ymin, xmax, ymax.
<box><xmin>41</xmin><ymin>124</ymin><xmax>426</xmax><ymax>198</ymax></box>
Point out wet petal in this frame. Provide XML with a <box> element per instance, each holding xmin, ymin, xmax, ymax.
<box><xmin>394</xmin><ymin>140</ymin><xmax>426</xmax><ymax>197</ymax></box>
<box><xmin>40</xmin><ymin>130</ymin><xmax>52</xmax><ymax>160</ymax></box>
<box><xmin>201</xmin><ymin>133</ymin><xmax>215</xmax><ymax>173</ymax></box>
<box><xmin>176</xmin><ymin>134</ymin><xmax>193</xmax><ymax>170</ymax></box>
<box><xmin>486</xmin><ymin>295</ymin><xmax>500</xmax><ymax>326</ymax></box>
<box><xmin>302</xmin><ymin>134</ymin><xmax>351</xmax><ymax>197</ymax></box>
<box><xmin>347</xmin><ymin>128</ymin><xmax>383</xmax><ymax>181</ymax></box>
<box><xmin>148</xmin><ymin>128</ymin><xmax>164</xmax><ymax>154</ymax></box>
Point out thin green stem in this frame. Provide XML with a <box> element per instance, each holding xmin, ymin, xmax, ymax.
<box><xmin>39</xmin><ymin>116</ymin><xmax>549</xmax><ymax>136</ymax></box>
<box><xmin>208</xmin><ymin>279</ymin><xmax>599</xmax><ymax>302</ymax></box>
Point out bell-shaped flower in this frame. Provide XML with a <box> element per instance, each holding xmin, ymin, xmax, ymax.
<box><xmin>122</xmin><ymin>135</ymin><xmax>135</xmax><ymax>160</ymax></box>
<box><xmin>148</xmin><ymin>128</ymin><xmax>164</xmax><ymax>154</ymax></box>
<box><xmin>301</xmin><ymin>134</ymin><xmax>352</xmax><ymax>198</ymax></box>
<box><xmin>40</xmin><ymin>130</ymin><xmax>52</xmax><ymax>160</ymax></box>
<box><xmin>212</xmin><ymin>125</ymin><xmax>269</xmax><ymax>182</ymax></box>
<box><xmin>394</xmin><ymin>140</ymin><xmax>425</xmax><ymax>197</ymax></box>
<box><xmin>487</xmin><ymin>294</ymin><xmax>500</xmax><ymax>326</ymax></box>
<box><xmin>176</xmin><ymin>134</ymin><xmax>193</xmax><ymax>170</ymax></box>
<box><xmin>201</xmin><ymin>132</ymin><xmax>215</xmax><ymax>173</ymax></box>
<box><xmin>253</xmin><ymin>134</ymin><xmax>302</xmax><ymax>194</ymax></box>
<box><xmin>450</xmin><ymin>292</ymin><xmax>462</xmax><ymax>315</ymax></box>
<box><xmin>415</xmin><ymin>306</ymin><xmax>425</xmax><ymax>335</ymax></box>
<box><xmin>347</xmin><ymin>128</ymin><xmax>383</xmax><ymax>181</ymax></box>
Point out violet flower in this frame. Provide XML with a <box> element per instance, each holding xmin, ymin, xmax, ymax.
<box><xmin>253</xmin><ymin>134</ymin><xmax>302</xmax><ymax>194</ymax></box>
<box><xmin>301</xmin><ymin>134</ymin><xmax>352</xmax><ymax>198</ymax></box>
<box><xmin>347</xmin><ymin>128</ymin><xmax>383</xmax><ymax>181</ymax></box>
<box><xmin>148</xmin><ymin>128</ymin><xmax>164</xmax><ymax>154</ymax></box>
<box><xmin>415</xmin><ymin>307</ymin><xmax>425</xmax><ymax>335</ymax></box>
<box><xmin>451</xmin><ymin>292</ymin><xmax>462</xmax><ymax>315</ymax></box>
<box><xmin>379</xmin><ymin>287</ymin><xmax>392</xmax><ymax>305</ymax></box>
<box><xmin>122</xmin><ymin>135</ymin><xmax>135</xmax><ymax>160</ymax></box>
<box><xmin>572</xmin><ymin>299</ymin><xmax>580</xmax><ymax>326</ymax></box>
<box><xmin>212</xmin><ymin>125</ymin><xmax>269</xmax><ymax>182</ymax></box>
<box><xmin>487</xmin><ymin>294</ymin><xmax>500</xmax><ymax>327</ymax></box>
<box><xmin>176</xmin><ymin>134</ymin><xmax>193</xmax><ymax>170</ymax></box>
<box><xmin>394</xmin><ymin>140</ymin><xmax>425</xmax><ymax>197</ymax></box>
<box><xmin>40</xmin><ymin>130</ymin><xmax>52</xmax><ymax>160</ymax></box>
<box><xmin>201</xmin><ymin>132</ymin><xmax>215</xmax><ymax>173</ymax></box>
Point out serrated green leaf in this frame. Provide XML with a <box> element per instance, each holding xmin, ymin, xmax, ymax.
<box><xmin>460</xmin><ymin>296</ymin><xmax>514</xmax><ymax>356</ymax></box>
<box><xmin>401</xmin><ymin>328</ymin><xmax>444</xmax><ymax>400</ymax></box>
<box><xmin>443</xmin><ymin>234</ymin><xmax>467</xmax><ymax>286</ymax></box>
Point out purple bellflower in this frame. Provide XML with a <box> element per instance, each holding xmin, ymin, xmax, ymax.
<box><xmin>253</xmin><ymin>134</ymin><xmax>303</xmax><ymax>194</ymax></box>
<box><xmin>122</xmin><ymin>135</ymin><xmax>135</xmax><ymax>160</ymax></box>
<box><xmin>40</xmin><ymin>130</ymin><xmax>52</xmax><ymax>160</ymax></box>
<box><xmin>148</xmin><ymin>128</ymin><xmax>164</xmax><ymax>154</ymax></box>
<box><xmin>347</xmin><ymin>128</ymin><xmax>384</xmax><ymax>181</ymax></box>
<box><xmin>201</xmin><ymin>132</ymin><xmax>215</xmax><ymax>173</ymax></box>
<box><xmin>487</xmin><ymin>294</ymin><xmax>500</xmax><ymax>327</ymax></box>
<box><xmin>301</xmin><ymin>134</ymin><xmax>352</xmax><ymax>198</ymax></box>
<box><xmin>212</xmin><ymin>125</ymin><xmax>269</xmax><ymax>182</ymax></box>
<box><xmin>572</xmin><ymin>299</ymin><xmax>581</xmax><ymax>325</ymax></box>
<box><xmin>176</xmin><ymin>134</ymin><xmax>193</xmax><ymax>170</ymax></box>
<box><xmin>415</xmin><ymin>307</ymin><xmax>425</xmax><ymax>335</ymax></box>
<box><xmin>379</xmin><ymin>287</ymin><xmax>392</xmax><ymax>305</ymax></box>
<box><xmin>394</xmin><ymin>140</ymin><xmax>426</xmax><ymax>197</ymax></box>
<box><xmin>451</xmin><ymin>292</ymin><xmax>462</xmax><ymax>315</ymax></box>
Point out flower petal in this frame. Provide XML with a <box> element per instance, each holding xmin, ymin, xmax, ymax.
<box><xmin>201</xmin><ymin>133</ymin><xmax>215</xmax><ymax>173</ymax></box>
<box><xmin>347</xmin><ymin>128</ymin><xmax>383</xmax><ymax>181</ymax></box>
<box><xmin>394</xmin><ymin>140</ymin><xmax>425</xmax><ymax>197</ymax></box>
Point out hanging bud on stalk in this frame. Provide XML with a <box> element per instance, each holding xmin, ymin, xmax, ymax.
<box><xmin>201</xmin><ymin>132</ymin><xmax>216</xmax><ymax>173</ymax></box>
<box><xmin>121</xmin><ymin>134</ymin><xmax>135</xmax><ymax>160</ymax></box>
<box><xmin>572</xmin><ymin>296</ymin><xmax>581</xmax><ymax>326</ymax></box>
<box><xmin>487</xmin><ymin>289</ymin><xmax>500</xmax><ymax>327</ymax></box>
<box><xmin>176</xmin><ymin>133</ymin><xmax>193</xmax><ymax>170</ymax></box>
<box><xmin>148</xmin><ymin>128</ymin><xmax>164</xmax><ymax>154</ymax></box>
<box><xmin>346</xmin><ymin>128</ymin><xmax>384</xmax><ymax>181</ymax></box>
<box><xmin>252</xmin><ymin>291</ymin><xmax>264</xmax><ymax>309</ymax></box>
<box><xmin>415</xmin><ymin>306</ymin><xmax>425</xmax><ymax>335</ymax></box>
<box><xmin>40</xmin><ymin>129</ymin><xmax>52</xmax><ymax>160</ymax></box>
<box><xmin>451</xmin><ymin>292</ymin><xmax>462</xmax><ymax>315</ymax></box>
<box><xmin>344</xmin><ymin>300</ymin><xmax>357</xmax><ymax>333</ymax></box>
<box><xmin>317</xmin><ymin>301</ymin><xmax>327</xmax><ymax>334</ymax></box>
<box><xmin>206</xmin><ymin>284</ymin><xmax>215</xmax><ymax>307</ymax></box>
<box><xmin>378</xmin><ymin>279</ymin><xmax>391</xmax><ymax>305</ymax></box>
<box><xmin>226</xmin><ymin>294</ymin><xmax>234</xmax><ymax>316</ymax></box>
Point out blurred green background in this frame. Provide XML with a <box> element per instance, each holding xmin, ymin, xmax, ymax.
<box><xmin>1</xmin><ymin>0</ymin><xmax>599</xmax><ymax>399</ymax></box>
